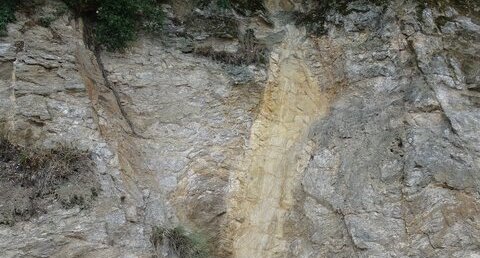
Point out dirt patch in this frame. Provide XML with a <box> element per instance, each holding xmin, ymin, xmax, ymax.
<box><xmin>0</xmin><ymin>137</ymin><xmax>100</xmax><ymax>225</ymax></box>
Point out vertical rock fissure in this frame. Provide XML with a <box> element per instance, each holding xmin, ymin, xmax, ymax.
<box><xmin>79</xmin><ymin>17</ymin><xmax>141</xmax><ymax>138</ymax></box>
<box><xmin>230</xmin><ymin>24</ymin><xmax>329</xmax><ymax>257</ymax></box>
<box><xmin>93</xmin><ymin>50</ymin><xmax>142</xmax><ymax>138</ymax></box>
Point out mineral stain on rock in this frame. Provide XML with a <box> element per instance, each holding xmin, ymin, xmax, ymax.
<box><xmin>230</xmin><ymin>24</ymin><xmax>330</xmax><ymax>257</ymax></box>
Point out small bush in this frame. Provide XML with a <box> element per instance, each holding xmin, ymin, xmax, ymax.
<box><xmin>65</xmin><ymin>0</ymin><xmax>164</xmax><ymax>51</ymax></box>
<box><xmin>0</xmin><ymin>0</ymin><xmax>17</xmax><ymax>35</ymax></box>
<box><xmin>63</xmin><ymin>0</ymin><xmax>99</xmax><ymax>13</ymax></box>
<box><xmin>94</xmin><ymin>0</ymin><xmax>138</xmax><ymax>51</ymax></box>
<box><xmin>224</xmin><ymin>0</ymin><xmax>265</xmax><ymax>15</ymax></box>
<box><xmin>38</xmin><ymin>15</ymin><xmax>56</xmax><ymax>27</ymax></box>
<box><xmin>217</xmin><ymin>0</ymin><xmax>231</xmax><ymax>9</ymax></box>
<box><xmin>151</xmin><ymin>226</ymin><xmax>211</xmax><ymax>258</ymax></box>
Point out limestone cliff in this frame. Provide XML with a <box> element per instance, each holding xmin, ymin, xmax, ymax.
<box><xmin>0</xmin><ymin>0</ymin><xmax>479</xmax><ymax>257</ymax></box>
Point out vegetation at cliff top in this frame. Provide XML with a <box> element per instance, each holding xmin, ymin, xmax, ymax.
<box><xmin>66</xmin><ymin>0</ymin><xmax>264</xmax><ymax>51</ymax></box>
<box><xmin>0</xmin><ymin>0</ymin><xmax>16</xmax><ymax>35</ymax></box>
<box><xmin>65</xmin><ymin>0</ymin><xmax>164</xmax><ymax>51</ymax></box>
<box><xmin>216</xmin><ymin>0</ymin><xmax>265</xmax><ymax>14</ymax></box>
<box><xmin>0</xmin><ymin>0</ymin><xmax>164</xmax><ymax>50</ymax></box>
<box><xmin>0</xmin><ymin>0</ymin><xmax>263</xmax><ymax>50</ymax></box>
<box><xmin>1</xmin><ymin>0</ymin><xmax>477</xmax><ymax>50</ymax></box>
<box><xmin>297</xmin><ymin>0</ymin><xmax>479</xmax><ymax>35</ymax></box>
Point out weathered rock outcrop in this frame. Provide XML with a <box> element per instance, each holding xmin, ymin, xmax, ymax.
<box><xmin>0</xmin><ymin>0</ymin><xmax>479</xmax><ymax>257</ymax></box>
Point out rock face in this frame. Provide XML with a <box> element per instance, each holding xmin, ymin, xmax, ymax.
<box><xmin>0</xmin><ymin>0</ymin><xmax>479</xmax><ymax>257</ymax></box>
<box><xmin>230</xmin><ymin>24</ymin><xmax>329</xmax><ymax>257</ymax></box>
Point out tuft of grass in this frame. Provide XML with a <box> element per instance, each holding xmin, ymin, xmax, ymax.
<box><xmin>93</xmin><ymin>0</ymin><xmax>138</xmax><ymax>51</ymax></box>
<box><xmin>151</xmin><ymin>226</ymin><xmax>211</xmax><ymax>258</ymax></box>
<box><xmin>37</xmin><ymin>15</ymin><xmax>56</xmax><ymax>27</ymax></box>
<box><xmin>217</xmin><ymin>0</ymin><xmax>231</xmax><ymax>10</ymax></box>
<box><xmin>0</xmin><ymin>137</ymin><xmax>93</xmax><ymax>197</ymax></box>
<box><xmin>297</xmin><ymin>0</ymin><xmax>479</xmax><ymax>36</ymax></box>
<box><xmin>0</xmin><ymin>135</ymin><xmax>100</xmax><ymax>224</ymax></box>
<box><xmin>214</xmin><ymin>0</ymin><xmax>265</xmax><ymax>14</ymax></box>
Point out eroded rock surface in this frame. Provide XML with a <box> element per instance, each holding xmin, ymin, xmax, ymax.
<box><xmin>0</xmin><ymin>0</ymin><xmax>479</xmax><ymax>257</ymax></box>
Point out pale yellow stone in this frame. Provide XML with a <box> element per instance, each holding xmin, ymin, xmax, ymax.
<box><xmin>230</xmin><ymin>25</ymin><xmax>329</xmax><ymax>258</ymax></box>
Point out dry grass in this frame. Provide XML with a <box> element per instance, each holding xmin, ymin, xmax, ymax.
<box><xmin>0</xmin><ymin>136</ymin><xmax>99</xmax><ymax>225</ymax></box>
<box><xmin>151</xmin><ymin>226</ymin><xmax>211</xmax><ymax>258</ymax></box>
<box><xmin>194</xmin><ymin>29</ymin><xmax>269</xmax><ymax>65</ymax></box>
<box><xmin>0</xmin><ymin>138</ymin><xmax>91</xmax><ymax>196</ymax></box>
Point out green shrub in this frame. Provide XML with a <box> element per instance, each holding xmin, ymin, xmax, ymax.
<box><xmin>63</xmin><ymin>0</ymin><xmax>100</xmax><ymax>13</ymax></box>
<box><xmin>38</xmin><ymin>15</ymin><xmax>56</xmax><ymax>27</ymax></box>
<box><xmin>94</xmin><ymin>0</ymin><xmax>138</xmax><ymax>51</ymax></box>
<box><xmin>217</xmin><ymin>0</ymin><xmax>231</xmax><ymax>9</ymax></box>
<box><xmin>65</xmin><ymin>0</ymin><xmax>164</xmax><ymax>51</ymax></box>
<box><xmin>216</xmin><ymin>0</ymin><xmax>265</xmax><ymax>14</ymax></box>
<box><xmin>151</xmin><ymin>226</ymin><xmax>211</xmax><ymax>258</ymax></box>
<box><xmin>0</xmin><ymin>0</ymin><xmax>17</xmax><ymax>35</ymax></box>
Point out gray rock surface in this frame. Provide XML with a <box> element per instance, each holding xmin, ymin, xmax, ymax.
<box><xmin>0</xmin><ymin>0</ymin><xmax>479</xmax><ymax>257</ymax></box>
<box><xmin>288</xmin><ymin>1</ymin><xmax>480</xmax><ymax>257</ymax></box>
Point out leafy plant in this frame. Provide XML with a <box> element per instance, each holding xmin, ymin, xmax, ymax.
<box><xmin>141</xmin><ymin>1</ymin><xmax>164</xmax><ymax>33</ymax></box>
<box><xmin>65</xmin><ymin>0</ymin><xmax>164</xmax><ymax>51</ymax></box>
<box><xmin>63</xmin><ymin>0</ymin><xmax>99</xmax><ymax>13</ymax></box>
<box><xmin>216</xmin><ymin>0</ymin><xmax>265</xmax><ymax>14</ymax></box>
<box><xmin>38</xmin><ymin>15</ymin><xmax>56</xmax><ymax>27</ymax></box>
<box><xmin>0</xmin><ymin>0</ymin><xmax>17</xmax><ymax>35</ymax></box>
<box><xmin>217</xmin><ymin>0</ymin><xmax>231</xmax><ymax>10</ymax></box>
